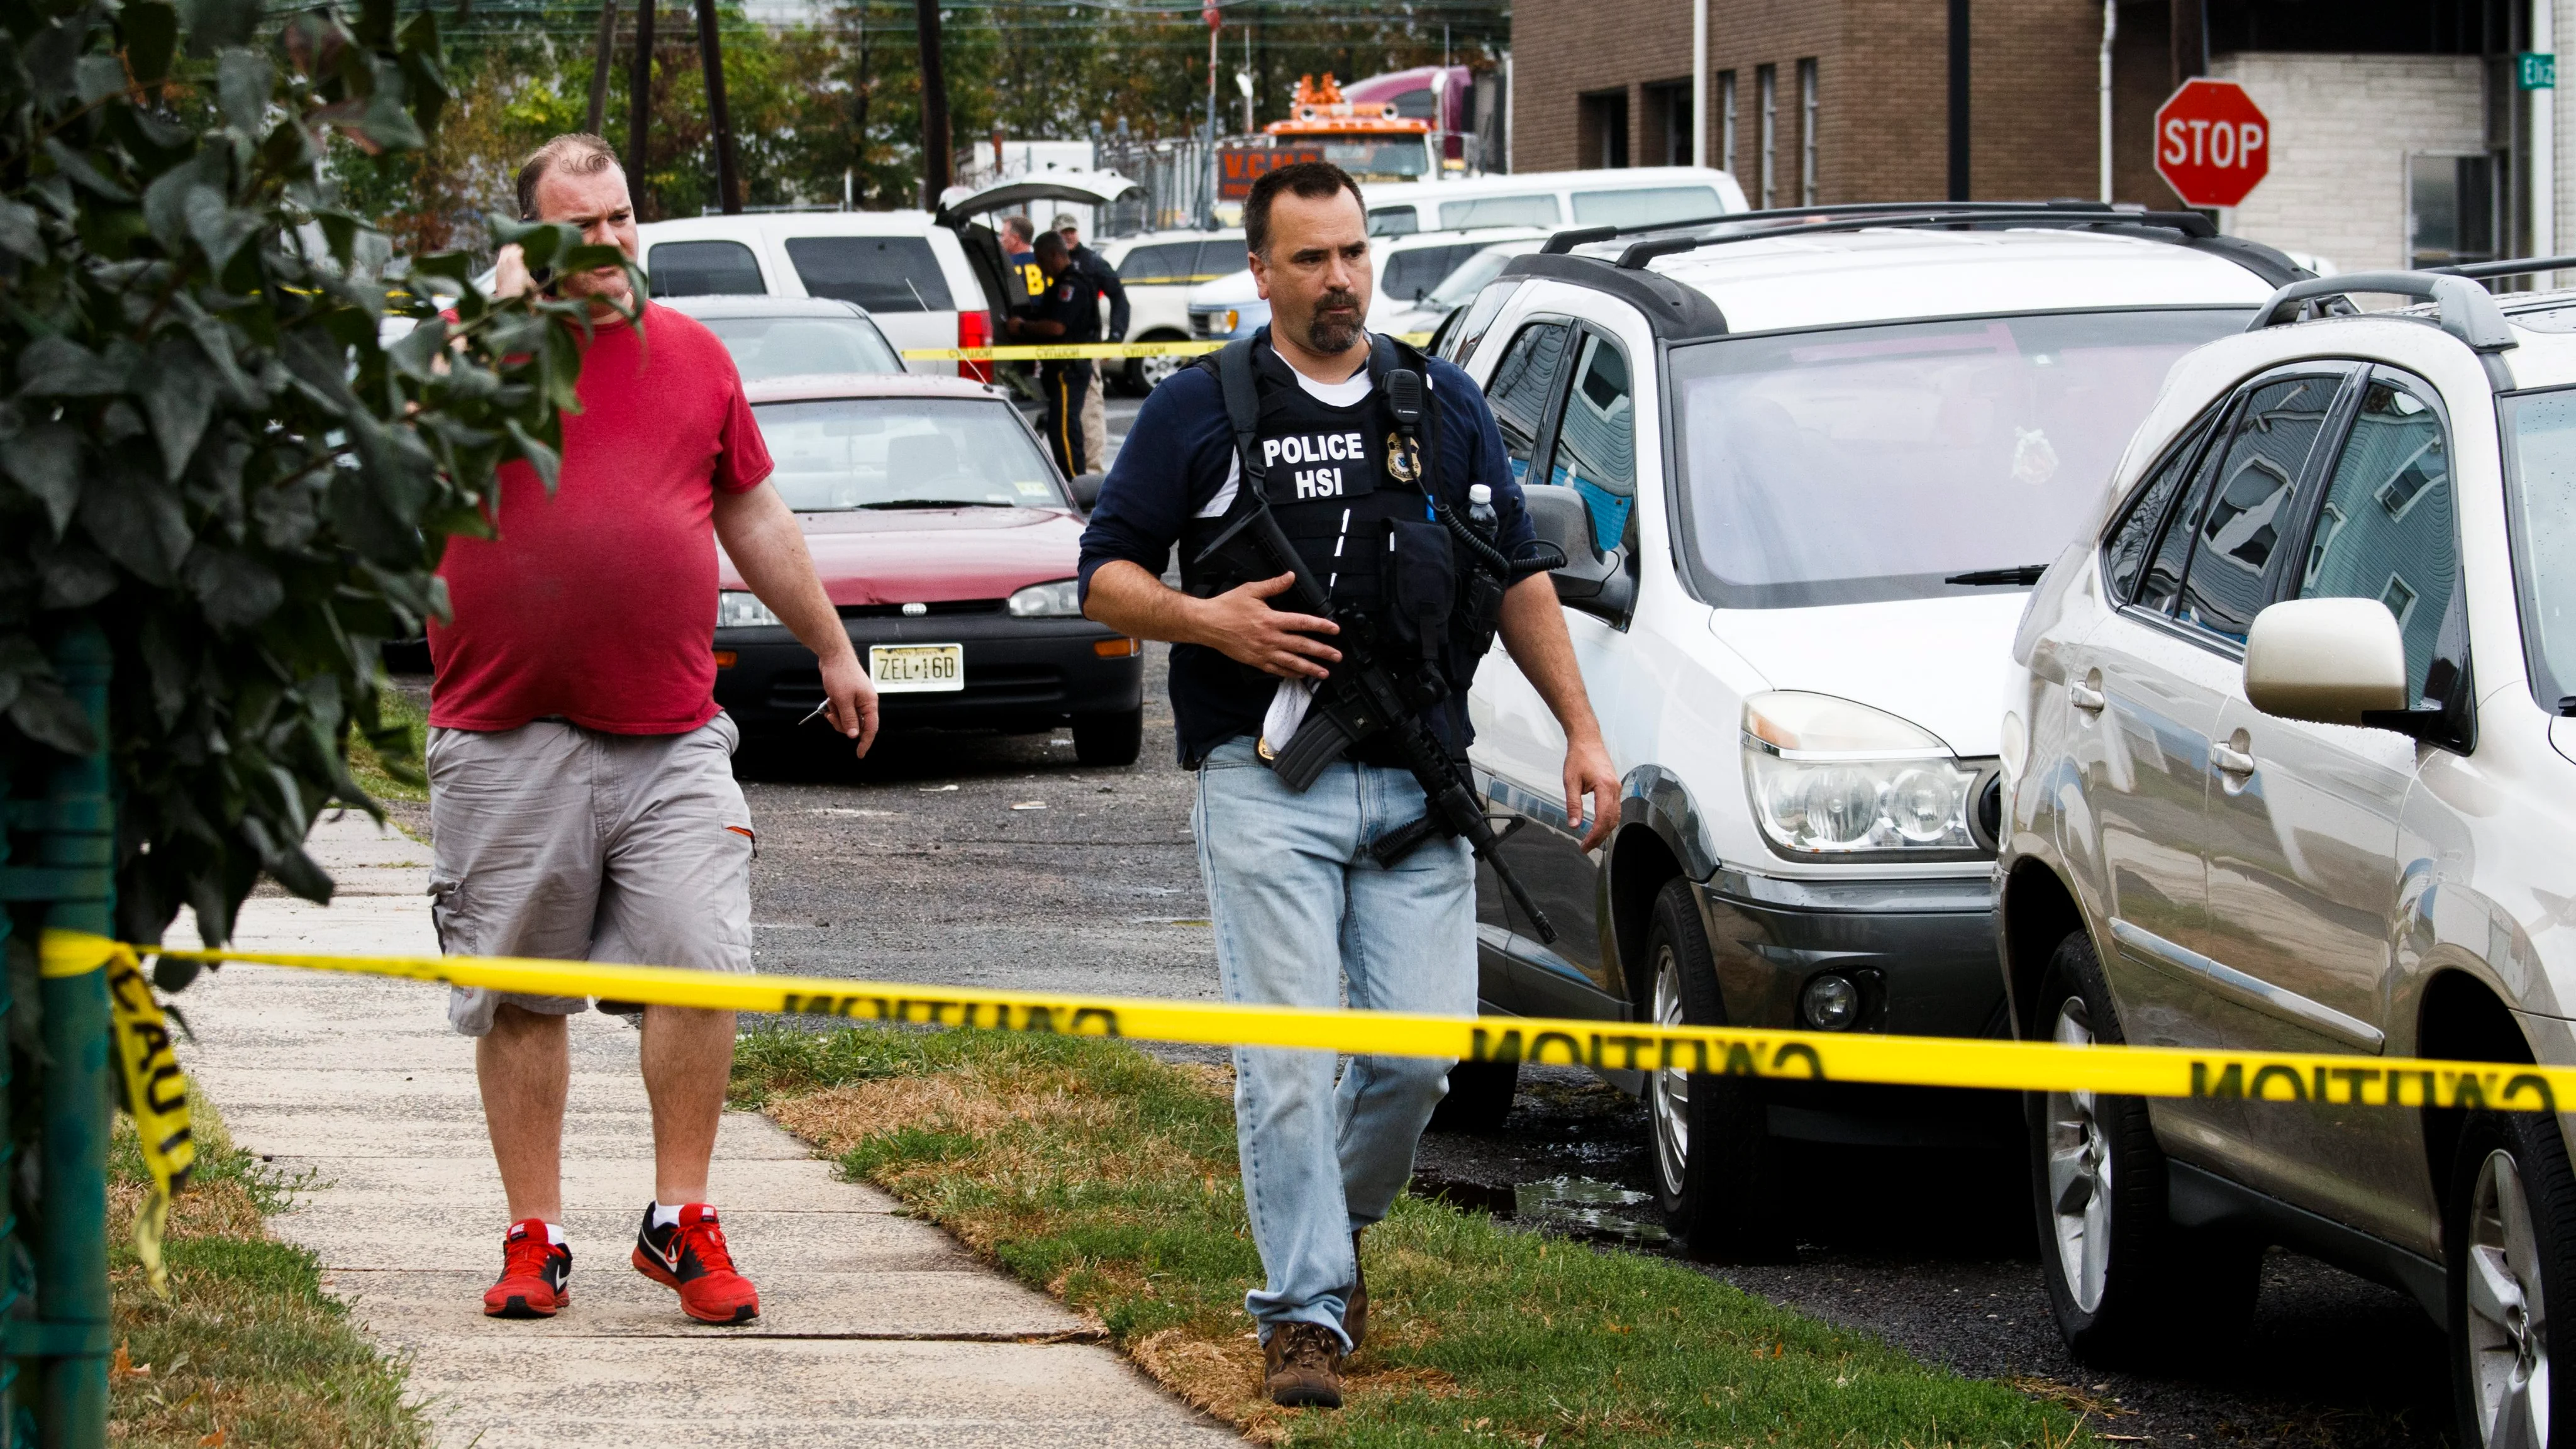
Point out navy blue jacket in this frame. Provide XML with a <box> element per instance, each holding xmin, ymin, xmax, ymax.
<box><xmin>1077</xmin><ymin>342</ymin><xmax>1538</xmax><ymax>765</ymax></box>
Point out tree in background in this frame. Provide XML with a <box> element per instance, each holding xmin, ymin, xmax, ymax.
<box><xmin>326</xmin><ymin>0</ymin><xmax>1506</xmax><ymax>254</ymax></box>
<box><xmin>0</xmin><ymin>0</ymin><xmax>624</xmax><ymax>955</ymax></box>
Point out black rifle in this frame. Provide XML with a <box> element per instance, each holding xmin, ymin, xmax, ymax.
<box><xmin>1189</xmin><ymin>499</ymin><xmax>1564</xmax><ymax>945</ymax></box>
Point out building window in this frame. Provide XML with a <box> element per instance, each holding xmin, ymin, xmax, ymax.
<box><xmin>1643</xmin><ymin>80</ymin><xmax>1694</xmax><ymax>168</ymax></box>
<box><xmin>2408</xmin><ymin>152</ymin><xmax>2497</xmax><ymax>267</ymax></box>
<box><xmin>1756</xmin><ymin>64</ymin><xmax>1777</xmax><ymax>208</ymax></box>
<box><xmin>1579</xmin><ymin>89</ymin><xmax>1631</xmax><ymax>170</ymax></box>
<box><xmin>1718</xmin><ymin>70</ymin><xmax>1737</xmax><ymax>176</ymax></box>
<box><xmin>1797</xmin><ymin>58</ymin><xmax>1818</xmax><ymax>205</ymax></box>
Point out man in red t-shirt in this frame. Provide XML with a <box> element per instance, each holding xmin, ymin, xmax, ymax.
<box><xmin>426</xmin><ymin>133</ymin><xmax>875</xmax><ymax>1328</ymax></box>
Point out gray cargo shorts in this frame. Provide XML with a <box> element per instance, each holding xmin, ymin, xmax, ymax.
<box><xmin>426</xmin><ymin>714</ymin><xmax>755</xmax><ymax>1036</ymax></box>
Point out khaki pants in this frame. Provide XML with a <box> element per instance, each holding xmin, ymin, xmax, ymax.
<box><xmin>1081</xmin><ymin>361</ymin><xmax>1108</xmax><ymax>472</ymax></box>
<box><xmin>427</xmin><ymin>714</ymin><xmax>755</xmax><ymax>1036</ymax></box>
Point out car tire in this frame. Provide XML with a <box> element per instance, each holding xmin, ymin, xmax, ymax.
<box><xmin>1643</xmin><ymin>877</ymin><xmax>1790</xmax><ymax>1261</ymax></box>
<box><xmin>1072</xmin><ymin>708</ymin><xmax>1143</xmax><ymax>767</ymax></box>
<box><xmin>1127</xmin><ymin>336</ymin><xmax>1189</xmax><ymax>395</ymax></box>
<box><xmin>2446</xmin><ymin>1106</ymin><xmax>2576</xmax><ymax>1446</ymax></box>
<box><xmin>2029</xmin><ymin>928</ymin><xmax>2259</xmax><ymax>1362</ymax></box>
<box><xmin>1428</xmin><ymin>1058</ymin><xmax>1518</xmax><ymax>1135</ymax></box>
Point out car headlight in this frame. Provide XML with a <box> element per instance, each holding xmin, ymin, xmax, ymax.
<box><xmin>1007</xmin><ymin>579</ymin><xmax>1083</xmax><ymax>618</ymax></box>
<box><xmin>1741</xmin><ymin>692</ymin><xmax>1994</xmax><ymax>857</ymax></box>
<box><xmin>716</xmin><ymin>591</ymin><xmax>781</xmax><ymax>628</ymax></box>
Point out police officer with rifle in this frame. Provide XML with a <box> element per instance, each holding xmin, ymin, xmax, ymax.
<box><xmin>1078</xmin><ymin>162</ymin><xmax>1618</xmax><ymax>1410</ymax></box>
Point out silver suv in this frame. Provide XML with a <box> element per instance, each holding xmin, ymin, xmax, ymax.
<box><xmin>1998</xmin><ymin>263</ymin><xmax>2576</xmax><ymax>1445</ymax></box>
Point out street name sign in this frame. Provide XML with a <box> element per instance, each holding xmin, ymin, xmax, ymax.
<box><xmin>2155</xmin><ymin>79</ymin><xmax>2271</xmax><ymax>209</ymax></box>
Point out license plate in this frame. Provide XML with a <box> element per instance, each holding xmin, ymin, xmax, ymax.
<box><xmin>869</xmin><ymin>643</ymin><xmax>964</xmax><ymax>692</ymax></box>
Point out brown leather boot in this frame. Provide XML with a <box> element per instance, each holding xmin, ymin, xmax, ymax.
<box><xmin>1343</xmin><ymin>1231</ymin><xmax>1367</xmax><ymax>1349</ymax></box>
<box><xmin>1262</xmin><ymin>1321</ymin><xmax>1345</xmax><ymax>1408</ymax></box>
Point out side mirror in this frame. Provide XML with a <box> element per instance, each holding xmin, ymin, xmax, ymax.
<box><xmin>2243</xmin><ymin>597</ymin><xmax>2409</xmax><ymax>726</ymax></box>
<box><xmin>1070</xmin><ymin>471</ymin><xmax>1106</xmax><ymax>511</ymax></box>
<box><xmin>1523</xmin><ymin>483</ymin><xmax>1632</xmax><ymax>618</ymax></box>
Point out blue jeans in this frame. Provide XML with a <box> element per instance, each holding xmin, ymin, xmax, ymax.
<box><xmin>1192</xmin><ymin>735</ymin><xmax>1475</xmax><ymax>1350</ymax></box>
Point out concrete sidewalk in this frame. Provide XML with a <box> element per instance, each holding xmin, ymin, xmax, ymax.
<box><xmin>170</xmin><ymin>812</ymin><xmax>1235</xmax><ymax>1448</ymax></box>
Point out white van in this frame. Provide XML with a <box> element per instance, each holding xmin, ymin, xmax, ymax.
<box><xmin>1360</xmin><ymin>167</ymin><xmax>1748</xmax><ymax>238</ymax></box>
<box><xmin>637</xmin><ymin>212</ymin><xmax>992</xmax><ymax>376</ymax></box>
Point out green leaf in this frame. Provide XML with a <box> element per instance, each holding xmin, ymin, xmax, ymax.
<box><xmin>139</xmin><ymin>333</ymin><xmax>219</xmax><ymax>478</ymax></box>
<box><xmin>77</xmin><ymin>457</ymin><xmax>192</xmax><ymax>584</ymax></box>
<box><xmin>503</xmin><ymin>418</ymin><xmax>560</xmax><ymax>492</ymax></box>
<box><xmin>181</xmin><ymin>544</ymin><xmax>284</xmax><ymax>628</ymax></box>
<box><xmin>0</xmin><ymin>201</ymin><xmax>42</xmax><ymax>261</ymax></box>
<box><xmin>40</xmin><ymin>139</ymin><xmax>136</xmax><ymax>203</ymax></box>
<box><xmin>175</xmin><ymin>0</ymin><xmax>259</xmax><ymax>55</ymax></box>
<box><xmin>184</xmin><ymin>187</ymin><xmax>262</xmax><ymax>271</ymax></box>
<box><xmin>16</xmin><ymin>335</ymin><xmax>128</xmax><ymax>395</ymax></box>
<box><xmin>75</xmin><ymin>54</ymin><xmax>128</xmax><ymax>104</ymax></box>
<box><xmin>215</xmin><ymin>48</ymin><xmax>270</xmax><ymax>133</ymax></box>
<box><xmin>7</xmin><ymin>679</ymin><xmax>98</xmax><ymax>756</ymax></box>
<box><xmin>1</xmin><ymin>423</ymin><xmax>82</xmax><ymax>535</ymax></box>
<box><xmin>37</xmin><ymin>547</ymin><xmax>119</xmax><ymax>609</ymax></box>
<box><xmin>125</xmin><ymin>1</ymin><xmax>180</xmax><ymax>86</ymax></box>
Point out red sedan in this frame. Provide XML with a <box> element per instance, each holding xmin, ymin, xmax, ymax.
<box><xmin>714</xmin><ymin>373</ymin><xmax>1143</xmax><ymax>765</ymax></box>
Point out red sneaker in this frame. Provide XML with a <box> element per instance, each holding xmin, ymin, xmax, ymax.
<box><xmin>482</xmin><ymin>1218</ymin><xmax>570</xmax><ymax>1318</ymax></box>
<box><xmin>631</xmin><ymin>1204</ymin><xmax>760</xmax><ymax>1324</ymax></box>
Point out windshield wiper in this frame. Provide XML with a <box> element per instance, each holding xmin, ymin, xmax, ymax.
<box><xmin>1945</xmin><ymin>565</ymin><xmax>2049</xmax><ymax>587</ymax></box>
<box><xmin>855</xmin><ymin>499</ymin><xmax>1018</xmax><ymax>510</ymax></box>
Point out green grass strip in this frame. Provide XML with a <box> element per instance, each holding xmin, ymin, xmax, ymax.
<box><xmin>734</xmin><ymin>1026</ymin><xmax>2092</xmax><ymax>1448</ymax></box>
<box><xmin>109</xmin><ymin>1101</ymin><xmax>429</xmax><ymax>1448</ymax></box>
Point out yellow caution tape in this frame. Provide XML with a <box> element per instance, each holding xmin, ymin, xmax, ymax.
<box><xmin>44</xmin><ymin>933</ymin><xmax>197</xmax><ymax>1297</ymax></box>
<box><xmin>903</xmin><ymin>340</ymin><xmax>1225</xmax><ymax>362</ymax></box>
<box><xmin>135</xmin><ymin>936</ymin><xmax>2576</xmax><ymax>1113</ymax></box>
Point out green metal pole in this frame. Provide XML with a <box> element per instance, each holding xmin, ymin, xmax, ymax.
<box><xmin>36</xmin><ymin>623</ymin><xmax>111</xmax><ymax>1449</ymax></box>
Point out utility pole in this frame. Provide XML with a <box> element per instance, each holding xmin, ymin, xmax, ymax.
<box><xmin>1946</xmin><ymin>0</ymin><xmax>1970</xmax><ymax>200</ymax></box>
<box><xmin>694</xmin><ymin>0</ymin><xmax>742</xmax><ymax>213</ymax></box>
<box><xmin>1202</xmin><ymin>4</ymin><xmax>1219</xmax><ymax>225</ymax></box>
<box><xmin>627</xmin><ymin>0</ymin><xmax>653</xmax><ymax>208</ymax></box>
<box><xmin>916</xmin><ymin>0</ymin><xmax>952</xmax><ymax>204</ymax></box>
<box><xmin>586</xmin><ymin>0</ymin><xmax>618</xmax><ymax>136</ymax></box>
<box><xmin>1691</xmin><ymin>0</ymin><xmax>1707</xmax><ymax>168</ymax></box>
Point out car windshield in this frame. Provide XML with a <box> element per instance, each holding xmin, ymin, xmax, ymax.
<box><xmin>1670</xmin><ymin>308</ymin><xmax>2252</xmax><ymax>608</ymax></box>
<box><xmin>2500</xmin><ymin>387</ymin><xmax>2576</xmax><ymax>708</ymax></box>
<box><xmin>1423</xmin><ymin>247</ymin><xmax>1525</xmax><ymax>309</ymax></box>
<box><xmin>1318</xmin><ymin>139</ymin><xmax>1433</xmax><ymax>180</ymax></box>
<box><xmin>753</xmin><ymin>397</ymin><xmax>1063</xmax><ymax>511</ymax></box>
<box><xmin>701</xmin><ymin>315</ymin><xmax>903</xmax><ymax>382</ymax></box>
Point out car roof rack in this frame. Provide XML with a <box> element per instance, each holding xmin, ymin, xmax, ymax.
<box><xmin>1502</xmin><ymin>199</ymin><xmax>2307</xmax><ymax>343</ymax></box>
<box><xmin>2248</xmin><ymin>270</ymin><xmax>2519</xmax><ymax>352</ymax></box>
<box><xmin>1537</xmin><ymin>199</ymin><xmax>2307</xmax><ymax>290</ymax></box>
<box><xmin>2424</xmin><ymin>253</ymin><xmax>2576</xmax><ymax>280</ymax></box>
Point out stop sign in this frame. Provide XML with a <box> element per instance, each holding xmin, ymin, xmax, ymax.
<box><xmin>2155</xmin><ymin>79</ymin><xmax>2271</xmax><ymax>208</ymax></box>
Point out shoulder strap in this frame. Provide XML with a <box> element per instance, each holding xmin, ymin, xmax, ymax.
<box><xmin>1213</xmin><ymin>336</ymin><xmax>1266</xmax><ymax>522</ymax></box>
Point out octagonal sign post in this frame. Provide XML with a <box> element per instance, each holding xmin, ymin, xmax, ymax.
<box><xmin>2155</xmin><ymin>79</ymin><xmax>2271</xmax><ymax>208</ymax></box>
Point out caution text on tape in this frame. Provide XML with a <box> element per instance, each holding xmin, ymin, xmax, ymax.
<box><xmin>130</xmin><ymin>935</ymin><xmax>2576</xmax><ymax>1114</ymax></box>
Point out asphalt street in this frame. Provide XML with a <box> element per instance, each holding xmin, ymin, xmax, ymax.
<box><xmin>382</xmin><ymin>392</ymin><xmax>2455</xmax><ymax>1447</ymax></box>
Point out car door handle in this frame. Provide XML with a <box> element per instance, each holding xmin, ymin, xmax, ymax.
<box><xmin>2211</xmin><ymin>742</ymin><xmax>2257</xmax><ymax>777</ymax></box>
<box><xmin>2067</xmin><ymin>681</ymin><xmax>2106</xmax><ymax>713</ymax></box>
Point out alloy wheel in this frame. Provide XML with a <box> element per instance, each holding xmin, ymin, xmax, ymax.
<box><xmin>2467</xmin><ymin>1147</ymin><xmax>2553</xmax><ymax>1447</ymax></box>
<box><xmin>2045</xmin><ymin>995</ymin><xmax>2114</xmax><ymax>1314</ymax></box>
<box><xmin>1138</xmin><ymin>352</ymin><xmax>1182</xmax><ymax>391</ymax></box>
<box><xmin>1650</xmin><ymin>945</ymin><xmax>1689</xmax><ymax>1199</ymax></box>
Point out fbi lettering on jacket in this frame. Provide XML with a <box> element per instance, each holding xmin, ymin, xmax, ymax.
<box><xmin>1261</xmin><ymin>430</ymin><xmax>1375</xmax><ymax>501</ymax></box>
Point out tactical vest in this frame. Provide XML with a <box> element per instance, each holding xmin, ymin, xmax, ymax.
<box><xmin>1181</xmin><ymin>331</ymin><xmax>1498</xmax><ymax>716</ymax></box>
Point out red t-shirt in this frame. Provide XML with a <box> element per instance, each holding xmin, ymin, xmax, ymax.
<box><xmin>428</xmin><ymin>304</ymin><xmax>772</xmax><ymax>734</ymax></box>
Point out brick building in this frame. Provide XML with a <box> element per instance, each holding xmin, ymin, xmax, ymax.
<box><xmin>1510</xmin><ymin>0</ymin><xmax>2564</xmax><ymax>275</ymax></box>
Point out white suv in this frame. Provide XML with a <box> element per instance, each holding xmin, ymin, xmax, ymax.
<box><xmin>1436</xmin><ymin>203</ymin><xmax>2301</xmax><ymax>1258</ymax></box>
<box><xmin>1998</xmin><ymin>266</ymin><xmax>2576</xmax><ymax>1443</ymax></box>
<box><xmin>636</xmin><ymin>211</ymin><xmax>996</xmax><ymax>377</ymax></box>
